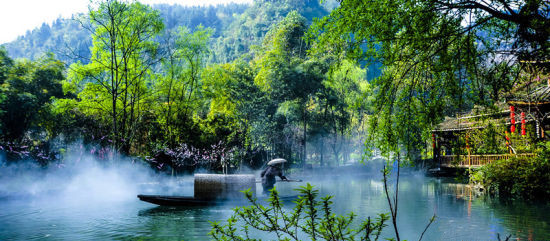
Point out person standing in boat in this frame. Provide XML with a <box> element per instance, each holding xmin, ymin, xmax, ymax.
<box><xmin>261</xmin><ymin>158</ymin><xmax>288</xmax><ymax>194</ymax></box>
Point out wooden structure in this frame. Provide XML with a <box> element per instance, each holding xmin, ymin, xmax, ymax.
<box><xmin>431</xmin><ymin>60</ymin><xmax>548</xmax><ymax>168</ymax></box>
<box><xmin>432</xmin><ymin>110</ymin><xmax>538</xmax><ymax>168</ymax></box>
<box><xmin>506</xmin><ymin>86</ymin><xmax>550</xmax><ymax>139</ymax></box>
<box><xmin>440</xmin><ymin>153</ymin><xmax>536</xmax><ymax>168</ymax></box>
<box><xmin>194</xmin><ymin>174</ymin><xmax>256</xmax><ymax>200</ymax></box>
<box><xmin>506</xmin><ymin>59</ymin><xmax>550</xmax><ymax>138</ymax></box>
<box><xmin>432</xmin><ymin>109</ymin><xmax>508</xmax><ymax>168</ymax></box>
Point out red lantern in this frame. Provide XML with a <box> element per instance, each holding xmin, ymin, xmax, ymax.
<box><xmin>432</xmin><ymin>133</ymin><xmax>436</xmax><ymax>149</ymax></box>
<box><xmin>511</xmin><ymin>125</ymin><xmax>516</xmax><ymax>133</ymax></box>
<box><xmin>521</xmin><ymin>112</ymin><xmax>526</xmax><ymax>136</ymax></box>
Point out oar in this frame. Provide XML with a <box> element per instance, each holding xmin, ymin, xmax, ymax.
<box><xmin>255</xmin><ymin>179</ymin><xmax>303</xmax><ymax>183</ymax></box>
<box><xmin>281</xmin><ymin>179</ymin><xmax>302</xmax><ymax>182</ymax></box>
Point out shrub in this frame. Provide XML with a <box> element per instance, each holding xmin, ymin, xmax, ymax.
<box><xmin>471</xmin><ymin>142</ymin><xmax>550</xmax><ymax>199</ymax></box>
<box><xmin>210</xmin><ymin>184</ymin><xmax>389</xmax><ymax>241</ymax></box>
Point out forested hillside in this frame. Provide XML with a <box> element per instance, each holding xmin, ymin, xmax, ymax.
<box><xmin>2</xmin><ymin>3</ymin><xmax>248</xmax><ymax>64</ymax></box>
<box><xmin>2</xmin><ymin>0</ymin><xmax>331</xmax><ymax>65</ymax></box>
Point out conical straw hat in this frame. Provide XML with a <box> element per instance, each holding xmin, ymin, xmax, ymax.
<box><xmin>267</xmin><ymin>158</ymin><xmax>287</xmax><ymax>166</ymax></box>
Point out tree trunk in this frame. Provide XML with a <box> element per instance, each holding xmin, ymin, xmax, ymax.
<box><xmin>303</xmin><ymin>105</ymin><xmax>307</xmax><ymax>168</ymax></box>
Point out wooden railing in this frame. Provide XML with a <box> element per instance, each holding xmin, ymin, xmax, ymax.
<box><xmin>440</xmin><ymin>153</ymin><xmax>536</xmax><ymax>167</ymax></box>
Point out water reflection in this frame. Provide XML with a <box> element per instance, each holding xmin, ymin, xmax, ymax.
<box><xmin>0</xmin><ymin>175</ymin><xmax>549</xmax><ymax>240</ymax></box>
<box><xmin>134</xmin><ymin>206</ymin><xmax>229</xmax><ymax>240</ymax></box>
<box><xmin>418</xmin><ymin>178</ymin><xmax>549</xmax><ymax>240</ymax></box>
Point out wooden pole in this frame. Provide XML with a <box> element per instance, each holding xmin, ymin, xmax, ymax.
<box><xmin>466</xmin><ymin>133</ymin><xmax>471</xmax><ymax>168</ymax></box>
<box><xmin>468</xmin><ymin>147</ymin><xmax>471</xmax><ymax>168</ymax></box>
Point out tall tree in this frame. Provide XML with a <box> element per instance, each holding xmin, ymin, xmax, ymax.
<box><xmin>68</xmin><ymin>0</ymin><xmax>163</xmax><ymax>152</ymax></box>
<box><xmin>252</xmin><ymin>11</ymin><xmax>329</xmax><ymax>165</ymax></box>
<box><xmin>154</xmin><ymin>26</ymin><xmax>212</xmax><ymax>146</ymax></box>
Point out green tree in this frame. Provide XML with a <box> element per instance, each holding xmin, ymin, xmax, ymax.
<box><xmin>212</xmin><ymin>0</ymin><xmax>328</xmax><ymax>63</ymax></box>
<box><xmin>67</xmin><ymin>0</ymin><xmax>163</xmax><ymax>152</ymax></box>
<box><xmin>0</xmin><ymin>47</ymin><xmax>13</xmax><ymax>85</ymax></box>
<box><xmin>0</xmin><ymin>47</ymin><xmax>14</xmax><ymax>131</ymax></box>
<box><xmin>154</xmin><ymin>26</ymin><xmax>212</xmax><ymax>147</ymax></box>
<box><xmin>313</xmin><ymin>59</ymin><xmax>371</xmax><ymax>166</ymax></box>
<box><xmin>0</xmin><ymin>54</ymin><xmax>64</xmax><ymax>140</ymax></box>
<box><xmin>308</xmin><ymin>0</ymin><xmax>549</xmax><ymax>159</ymax></box>
<box><xmin>252</xmin><ymin>11</ymin><xmax>328</xmax><ymax>166</ymax></box>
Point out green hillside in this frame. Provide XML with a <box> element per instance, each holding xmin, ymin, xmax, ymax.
<box><xmin>2</xmin><ymin>0</ymin><xmax>330</xmax><ymax>64</ymax></box>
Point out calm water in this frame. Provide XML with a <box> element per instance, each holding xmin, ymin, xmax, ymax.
<box><xmin>1</xmin><ymin>174</ymin><xmax>549</xmax><ymax>240</ymax></box>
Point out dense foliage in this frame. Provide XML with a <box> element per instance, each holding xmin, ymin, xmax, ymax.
<box><xmin>0</xmin><ymin>47</ymin><xmax>66</xmax><ymax>163</ymax></box>
<box><xmin>2</xmin><ymin>3</ymin><xmax>247</xmax><ymax>64</ymax></box>
<box><xmin>0</xmin><ymin>0</ymin><xmax>366</xmax><ymax>174</ymax></box>
<box><xmin>471</xmin><ymin>142</ymin><xmax>550</xmax><ymax>199</ymax></box>
<box><xmin>3</xmin><ymin>19</ymin><xmax>91</xmax><ymax>65</ymax></box>
<box><xmin>308</xmin><ymin>0</ymin><xmax>550</xmax><ymax>159</ymax></box>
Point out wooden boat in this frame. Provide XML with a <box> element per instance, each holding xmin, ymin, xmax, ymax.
<box><xmin>137</xmin><ymin>194</ymin><xmax>300</xmax><ymax>206</ymax></box>
<box><xmin>137</xmin><ymin>195</ymin><xmax>230</xmax><ymax>206</ymax></box>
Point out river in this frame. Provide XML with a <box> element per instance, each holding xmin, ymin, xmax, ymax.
<box><xmin>1</xmin><ymin>172</ymin><xmax>549</xmax><ymax>240</ymax></box>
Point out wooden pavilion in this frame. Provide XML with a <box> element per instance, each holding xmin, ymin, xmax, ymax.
<box><xmin>432</xmin><ymin>60</ymin><xmax>549</xmax><ymax>168</ymax></box>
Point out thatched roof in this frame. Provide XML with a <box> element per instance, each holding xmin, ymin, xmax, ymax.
<box><xmin>433</xmin><ymin>111</ymin><xmax>509</xmax><ymax>132</ymax></box>
<box><xmin>507</xmin><ymin>85</ymin><xmax>550</xmax><ymax>106</ymax></box>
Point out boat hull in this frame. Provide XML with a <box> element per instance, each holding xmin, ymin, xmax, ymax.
<box><xmin>137</xmin><ymin>194</ymin><xmax>299</xmax><ymax>206</ymax></box>
<box><xmin>137</xmin><ymin>195</ymin><xmax>234</xmax><ymax>206</ymax></box>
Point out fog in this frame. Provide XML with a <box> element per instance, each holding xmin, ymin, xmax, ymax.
<box><xmin>0</xmin><ymin>136</ymin><xmax>409</xmax><ymax>208</ymax></box>
<box><xmin>0</xmin><ymin>148</ymin><xmax>195</xmax><ymax>205</ymax></box>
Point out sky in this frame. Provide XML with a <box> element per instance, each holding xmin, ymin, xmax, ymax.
<box><xmin>0</xmin><ymin>0</ymin><xmax>252</xmax><ymax>44</ymax></box>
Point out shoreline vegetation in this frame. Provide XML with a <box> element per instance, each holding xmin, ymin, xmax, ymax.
<box><xmin>470</xmin><ymin>144</ymin><xmax>550</xmax><ymax>200</ymax></box>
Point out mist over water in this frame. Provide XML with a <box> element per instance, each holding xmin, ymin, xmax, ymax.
<box><xmin>1</xmin><ymin>154</ymin><xmax>549</xmax><ymax>240</ymax></box>
<box><xmin>0</xmin><ymin>150</ymin><xmax>194</xmax><ymax>204</ymax></box>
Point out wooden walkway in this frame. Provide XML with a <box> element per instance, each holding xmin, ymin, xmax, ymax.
<box><xmin>440</xmin><ymin>153</ymin><xmax>536</xmax><ymax>168</ymax></box>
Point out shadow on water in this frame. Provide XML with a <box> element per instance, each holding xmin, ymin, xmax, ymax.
<box><xmin>138</xmin><ymin>206</ymin><xmax>207</xmax><ymax>217</ymax></box>
<box><xmin>130</xmin><ymin>204</ymin><xmax>236</xmax><ymax>241</ymax></box>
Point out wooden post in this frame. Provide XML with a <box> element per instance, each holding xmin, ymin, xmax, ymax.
<box><xmin>467</xmin><ymin>147</ymin><xmax>471</xmax><ymax>168</ymax></box>
<box><xmin>466</xmin><ymin>133</ymin><xmax>471</xmax><ymax>168</ymax></box>
<box><xmin>505</xmin><ymin>130</ymin><xmax>512</xmax><ymax>154</ymax></box>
